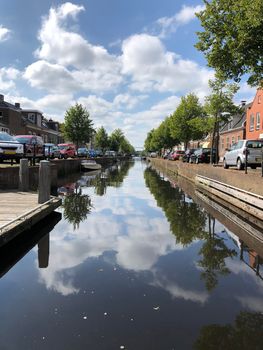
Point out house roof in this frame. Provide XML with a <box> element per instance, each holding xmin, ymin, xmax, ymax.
<box><xmin>0</xmin><ymin>100</ymin><xmax>21</xmax><ymax>112</ymax></box>
<box><xmin>220</xmin><ymin>103</ymin><xmax>252</xmax><ymax>133</ymax></box>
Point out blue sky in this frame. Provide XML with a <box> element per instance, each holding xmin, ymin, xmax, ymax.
<box><xmin>0</xmin><ymin>0</ymin><xmax>255</xmax><ymax>147</ymax></box>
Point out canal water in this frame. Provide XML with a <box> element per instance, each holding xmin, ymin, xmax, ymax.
<box><xmin>0</xmin><ymin>160</ymin><xmax>262</xmax><ymax>350</ymax></box>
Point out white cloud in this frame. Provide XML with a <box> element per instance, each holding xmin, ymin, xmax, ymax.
<box><xmin>24</xmin><ymin>60</ymin><xmax>79</xmax><ymax>93</ymax></box>
<box><xmin>0</xmin><ymin>67</ymin><xmax>20</xmax><ymax>91</ymax></box>
<box><xmin>155</xmin><ymin>4</ymin><xmax>205</xmax><ymax>38</ymax></box>
<box><xmin>122</xmin><ymin>34</ymin><xmax>213</xmax><ymax>94</ymax></box>
<box><xmin>35</xmin><ymin>2</ymin><xmax>121</xmax><ymax>74</ymax></box>
<box><xmin>0</xmin><ymin>25</ymin><xmax>11</xmax><ymax>42</ymax></box>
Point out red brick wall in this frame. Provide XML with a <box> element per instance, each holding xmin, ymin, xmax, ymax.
<box><xmin>246</xmin><ymin>89</ymin><xmax>263</xmax><ymax>140</ymax></box>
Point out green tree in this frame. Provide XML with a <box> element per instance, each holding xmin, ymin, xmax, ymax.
<box><xmin>109</xmin><ymin>129</ymin><xmax>125</xmax><ymax>152</ymax></box>
<box><xmin>195</xmin><ymin>0</ymin><xmax>263</xmax><ymax>86</ymax></box>
<box><xmin>144</xmin><ymin>129</ymin><xmax>155</xmax><ymax>152</ymax></box>
<box><xmin>170</xmin><ymin>93</ymin><xmax>206</xmax><ymax>149</ymax></box>
<box><xmin>64</xmin><ymin>103</ymin><xmax>94</xmax><ymax>149</ymax></box>
<box><xmin>204</xmin><ymin>77</ymin><xmax>240</xmax><ymax>163</ymax></box>
<box><xmin>94</xmin><ymin>126</ymin><xmax>109</xmax><ymax>152</ymax></box>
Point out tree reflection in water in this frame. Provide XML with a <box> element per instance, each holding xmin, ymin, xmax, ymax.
<box><xmin>194</xmin><ymin>311</ymin><xmax>263</xmax><ymax>350</ymax></box>
<box><xmin>91</xmin><ymin>161</ymin><xmax>134</xmax><ymax>196</ymax></box>
<box><xmin>198</xmin><ymin>215</ymin><xmax>237</xmax><ymax>291</ymax></box>
<box><xmin>63</xmin><ymin>186</ymin><xmax>92</xmax><ymax>230</ymax></box>
<box><xmin>144</xmin><ymin>166</ymin><xmax>237</xmax><ymax>291</ymax></box>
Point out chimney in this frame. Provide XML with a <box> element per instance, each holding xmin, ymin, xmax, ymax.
<box><xmin>0</xmin><ymin>94</ymin><xmax>4</xmax><ymax>102</ymax></box>
<box><xmin>15</xmin><ymin>102</ymin><xmax>20</xmax><ymax>108</ymax></box>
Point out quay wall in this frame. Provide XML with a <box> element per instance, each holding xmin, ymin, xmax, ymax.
<box><xmin>149</xmin><ymin>158</ymin><xmax>263</xmax><ymax>197</ymax></box>
<box><xmin>0</xmin><ymin>157</ymin><xmax>127</xmax><ymax>190</ymax></box>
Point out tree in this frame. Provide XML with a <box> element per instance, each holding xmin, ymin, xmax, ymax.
<box><xmin>195</xmin><ymin>0</ymin><xmax>263</xmax><ymax>86</ymax></box>
<box><xmin>144</xmin><ymin>129</ymin><xmax>155</xmax><ymax>152</ymax></box>
<box><xmin>170</xmin><ymin>93</ymin><xmax>206</xmax><ymax>149</ymax></box>
<box><xmin>109</xmin><ymin>129</ymin><xmax>125</xmax><ymax>152</ymax></box>
<box><xmin>95</xmin><ymin>126</ymin><xmax>109</xmax><ymax>152</ymax></box>
<box><xmin>64</xmin><ymin>103</ymin><xmax>94</xmax><ymax>149</ymax></box>
<box><xmin>204</xmin><ymin>77</ymin><xmax>240</xmax><ymax>163</ymax></box>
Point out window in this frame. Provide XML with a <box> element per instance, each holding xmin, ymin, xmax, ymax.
<box><xmin>231</xmin><ymin>136</ymin><xmax>235</xmax><ymax>145</ymax></box>
<box><xmin>237</xmin><ymin>135</ymin><xmax>241</xmax><ymax>141</ymax></box>
<box><xmin>0</xmin><ymin>111</ymin><xmax>3</xmax><ymax>117</ymax></box>
<box><xmin>250</xmin><ymin>114</ymin><xmax>254</xmax><ymax>131</ymax></box>
<box><xmin>0</xmin><ymin>127</ymin><xmax>9</xmax><ymax>133</ymax></box>
<box><xmin>226</xmin><ymin>137</ymin><xmax>230</xmax><ymax>149</ymax></box>
<box><xmin>28</xmin><ymin>113</ymin><xmax>35</xmax><ymax>123</ymax></box>
<box><xmin>221</xmin><ymin>138</ymin><xmax>225</xmax><ymax>150</ymax></box>
<box><xmin>256</xmin><ymin>112</ymin><xmax>260</xmax><ymax>130</ymax></box>
<box><xmin>258</xmin><ymin>95</ymin><xmax>261</xmax><ymax>104</ymax></box>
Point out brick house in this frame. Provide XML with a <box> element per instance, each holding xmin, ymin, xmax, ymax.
<box><xmin>246</xmin><ymin>88</ymin><xmax>263</xmax><ymax>140</ymax></box>
<box><xmin>219</xmin><ymin>103</ymin><xmax>251</xmax><ymax>160</ymax></box>
<box><xmin>0</xmin><ymin>94</ymin><xmax>25</xmax><ymax>134</ymax></box>
<box><xmin>0</xmin><ymin>94</ymin><xmax>62</xmax><ymax>143</ymax></box>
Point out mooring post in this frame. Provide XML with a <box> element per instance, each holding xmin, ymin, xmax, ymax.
<box><xmin>19</xmin><ymin>158</ymin><xmax>29</xmax><ymax>192</ymax></box>
<box><xmin>38</xmin><ymin>160</ymin><xmax>50</xmax><ymax>204</ymax></box>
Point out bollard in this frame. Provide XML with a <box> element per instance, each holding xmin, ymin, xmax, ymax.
<box><xmin>19</xmin><ymin>159</ymin><xmax>29</xmax><ymax>191</ymax></box>
<box><xmin>38</xmin><ymin>160</ymin><xmax>50</xmax><ymax>204</ymax></box>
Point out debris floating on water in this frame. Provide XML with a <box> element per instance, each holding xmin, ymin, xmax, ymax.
<box><xmin>153</xmin><ymin>306</ymin><xmax>160</xmax><ymax>311</ymax></box>
<box><xmin>83</xmin><ymin>316</ymin><xmax>87</xmax><ymax>320</ymax></box>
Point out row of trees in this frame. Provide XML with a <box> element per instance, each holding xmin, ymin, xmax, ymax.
<box><xmin>145</xmin><ymin>0</ymin><xmax>263</xmax><ymax>157</ymax></box>
<box><xmin>63</xmin><ymin>103</ymin><xmax>134</xmax><ymax>154</ymax></box>
<box><xmin>144</xmin><ymin>77</ymin><xmax>240</xmax><ymax>158</ymax></box>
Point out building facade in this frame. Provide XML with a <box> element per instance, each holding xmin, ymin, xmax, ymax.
<box><xmin>246</xmin><ymin>89</ymin><xmax>263</xmax><ymax>140</ymax></box>
<box><xmin>0</xmin><ymin>94</ymin><xmax>62</xmax><ymax>143</ymax></box>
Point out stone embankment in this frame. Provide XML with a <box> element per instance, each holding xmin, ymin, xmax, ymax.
<box><xmin>149</xmin><ymin>158</ymin><xmax>263</xmax><ymax>196</ymax></box>
<box><xmin>0</xmin><ymin>157</ymin><xmax>128</xmax><ymax>190</ymax></box>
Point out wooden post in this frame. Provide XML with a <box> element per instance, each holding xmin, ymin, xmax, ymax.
<box><xmin>38</xmin><ymin>160</ymin><xmax>50</xmax><ymax>204</ymax></box>
<box><xmin>19</xmin><ymin>158</ymin><xmax>29</xmax><ymax>192</ymax></box>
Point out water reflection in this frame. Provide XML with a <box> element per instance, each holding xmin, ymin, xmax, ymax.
<box><xmin>198</xmin><ymin>215</ymin><xmax>237</xmax><ymax>291</ymax></box>
<box><xmin>63</xmin><ymin>186</ymin><xmax>92</xmax><ymax>230</ymax></box>
<box><xmin>195</xmin><ymin>311</ymin><xmax>263</xmax><ymax>350</ymax></box>
<box><xmin>144</xmin><ymin>166</ymin><xmax>206</xmax><ymax>246</ymax></box>
<box><xmin>0</xmin><ymin>211</ymin><xmax>61</xmax><ymax>277</ymax></box>
<box><xmin>91</xmin><ymin>161</ymin><xmax>134</xmax><ymax>196</ymax></box>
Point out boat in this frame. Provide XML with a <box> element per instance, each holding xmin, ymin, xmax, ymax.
<box><xmin>81</xmin><ymin>160</ymin><xmax>102</xmax><ymax>171</ymax></box>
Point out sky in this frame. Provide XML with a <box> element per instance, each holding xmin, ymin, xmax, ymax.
<box><xmin>0</xmin><ymin>0</ymin><xmax>256</xmax><ymax>148</ymax></box>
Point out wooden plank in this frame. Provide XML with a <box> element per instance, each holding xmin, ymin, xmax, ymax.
<box><xmin>197</xmin><ymin>182</ymin><xmax>263</xmax><ymax>220</ymax></box>
<box><xmin>196</xmin><ymin>175</ymin><xmax>263</xmax><ymax>209</ymax></box>
<box><xmin>195</xmin><ymin>190</ymin><xmax>263</xmax><ymax>243</ymax></box>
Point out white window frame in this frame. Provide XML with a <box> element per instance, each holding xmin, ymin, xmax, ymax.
<box><xmin>256</xmin><ymin>112</ymin><xmax>260</xmax><ymax>130</ymax></box>
<box><xmin>250</xmin><ymin>114</ymin><xmax>254</xmax><ymax>131</ymax></box>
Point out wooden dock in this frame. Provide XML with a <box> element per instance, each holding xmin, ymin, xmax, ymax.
<box><xmin>0</xmin><ymin>190</ymin><xmax>61</xmax><ymax>247</ymax></box>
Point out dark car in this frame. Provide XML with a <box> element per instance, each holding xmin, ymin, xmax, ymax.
<box><xmin>190</xmin><ymin>148</ymin><xmax>216</xmax><ymax>164</ymax></box>
<box><xmin>182</xmin><ymin>149</ymin><xmax>197</xmax><ymax>162</ymax></box>
<box><xmin>168</xmin><ymin>150</ymin><xmax>185</xmax><ymax>160</ymax></box>
<box><xmin>77</xmin><ymin>147</ymin><xmax>89</xmax><ymax>157</ymax></box>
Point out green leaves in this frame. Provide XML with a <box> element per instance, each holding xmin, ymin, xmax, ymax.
<box><xmin>64</xmin><ymin>103</ymin><xmax>94</xmax><ymax>147</ymax></box>
<box><xmin>196</xmin><ymin>0</ymin><xmax>263</xmax><ymax>86</ymax></box>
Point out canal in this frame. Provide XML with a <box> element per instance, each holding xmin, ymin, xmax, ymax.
<box><xmin>0</xmin><ymin>160</ymin><xmax>262</xmax><ymax>349</ymax></box>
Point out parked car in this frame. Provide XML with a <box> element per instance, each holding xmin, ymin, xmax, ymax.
<box><xmin>169</xmin><ymin>150</ymin><xmax>185</xmax><ymax>161</ymax></box>
<box><xmin>182</xmin><ymin>149</ymin><xmax>197</xmax><ymax>162</ymax></box>
<box><xmin>149</xmin><ymin>152</ymin><xmax>157</xmax><ymax>158</ymax></box>
<box><xmin>88</xmin><ymin>149</ymin><xmax>97</xmax><ymax>158</ymax></box>
<box><xmin>0</xmin><ymin>132</ymin><xmax>24</xmax><ymax>163</ymax></box>
<box><xmin>105</xmin><ymin>150</ymin><xmax>117</xmax><ymax>157</ymax></box>
<box><xmin>163</xmin><ymin>151</ymin><xmax>172</xmax><ymax>159</ymax></box>
<box><xmin>14</xmin><ymin>135</ymin><xmax>44</xmax><ymax>158</ymax></box>
<box><xmin>44</xmin><ymin>143</ymin><xmax>61</xmax><ymax>158</ymax></box>
<box><xmin>77</xmin><ymin>147</ymin><xmax>89</xmax><ymax>157</ymax></box>
<box><xmin>190</xmin><ymin>148</ymin><xmax>216</xmax><ymax>164</ymax></box>
<box><xmin>223</xmin><ymin>139</ymin><xmax>263</xmax><ymax>170</ymax></box>
<box><xmin>58</xmin><ymin>143</ymin><xmax>76</xmax><ymax>159</ymax></box>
